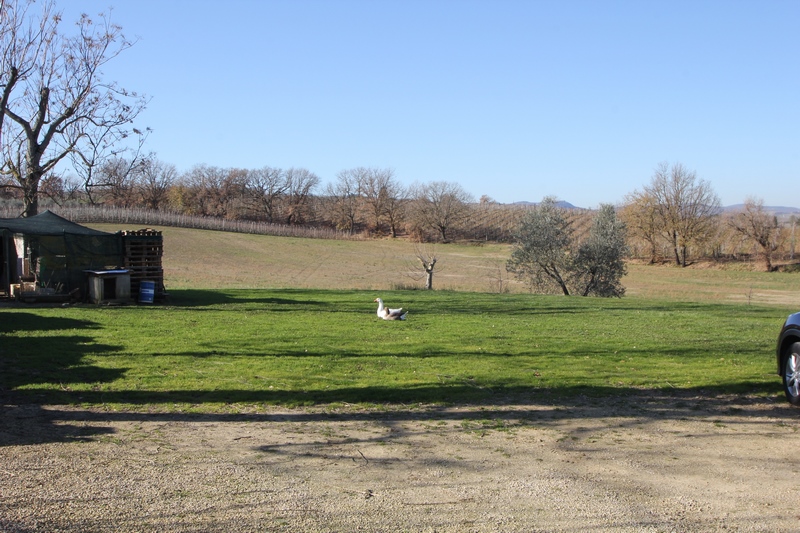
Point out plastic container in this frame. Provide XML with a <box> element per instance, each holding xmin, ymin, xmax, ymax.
<box><xmin>138</xmin><ymin>280</ymin><xmax>155</xmax><ymax>303</ymax></box>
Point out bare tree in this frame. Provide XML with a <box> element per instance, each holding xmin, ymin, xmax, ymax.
<box><xmin>61</xmin><ymin>173</ymin><xmax>83</xmax><ymax>202</ymax></box>
<box><xmin>411</xmin><ymin>181</ymin><xmax>474</xmax><ymax>242</ymax></box>
<box><xmin>621</xmin><ymin>190</ymin><xmax>661</xmax><ymax>263</ymax></box>
<box><xmin>358</xmin><ymin>167</ymin><xmax>395</xmax><ymax>233</ymax></box>
<box><xmin>37</xmin><ymin>170</ymin><xmax>66</xmax><ymax>205</ymax></box>
<box><xmin>486</xmin><ymin>259</ymin><xmax>510</xmax><ymax>293</ymax></box>
<box><xmin>729</xmin><ymin>196</ymin><xmax>782</xmax><ymax>271</ymax></box>
<box><xmin>137</xmin><ymin>156</ymin><xmax>176</xmax><ymax>210</ymax></box>
<box><xmin>414</xmin><ymin>243</ymin><xmax>438</xmax><ymax>290</ymax></box>
<box><xmin>383</xmin><ymin>178</ymin><xmax>408</xmax><ymax>238</ymax></box>
<box><xmin>70</xmin><ymin>123</ymin><xmax>149</xmax><ymax>205</ymax></box>
<box><xmin>284</xmin><ymin>167</ymin><xmax>319</xmax><ymax>225</ymax></box>
<box><xmin>246</xmin><ymin>166</ymin><xmax>286</xmax><ymax>223</ymax></box>
<box><xmin>0</xmin><ymin>1</ymin><xmax>147</xmax><ymax>217</ymax></box>
<box><xmin>0</xmin><ymin>0</ymin><xmax>47</xmax><ymax>148</ymax></box>
<box><xmin>327</xmin><ymin>168</ymin><xmax>364</xmax><ymax>234</ymax></box>
<box><xmin>179</xmin><ymin>165</ymin><xmax>246</xmax><ymax>217</ymax></box>
<box><xmin>95</xmin><ymin>157</ymin><xmax>141</xmax><ymax>207</ymax></box>
<box><xmin>643</xmin><ymin>162</ymin><xmax>721</xmax><ymax>267</ymax></box>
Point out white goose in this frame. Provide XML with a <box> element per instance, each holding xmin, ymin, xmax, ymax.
<box><xmin>374</xmin><ymin>298</ymin><xmax>408</xmax><ymax>320</ymax></box>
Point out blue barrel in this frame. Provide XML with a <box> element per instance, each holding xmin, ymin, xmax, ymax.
<box><xmin>139</xmin><ymin>280</ymin><xmax>155</xmax><ymax>303</ymax></box>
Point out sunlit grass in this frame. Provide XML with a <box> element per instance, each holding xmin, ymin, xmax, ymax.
<box><xmin>0</xmin><ymin>289</ymin><xmax>787</xmax><ymax>410</ymax></box>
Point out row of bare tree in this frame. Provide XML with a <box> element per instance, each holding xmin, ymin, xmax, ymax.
<box><xmin>0</xmin><ymin>0</ymin><xmax>478</xmax><ymax>245</ymax></box>
<box><xmin>2</xmin><ymin>151</ymin><xmax>796</xmax><ymax>270</ymax></box>
<box><xmin>0</xmin><ymin>2</ymin><xmax>793</xmax><ymax>272</ymax></box>
<box><xmin>622</xmin><ymin>162</ymin><xmax>793</xmax><ymax>271</ymax></box>
<box><xmin>0</xmin><ymin>149</ymin><xmax>484</xmax><ymax>241</ymax></box>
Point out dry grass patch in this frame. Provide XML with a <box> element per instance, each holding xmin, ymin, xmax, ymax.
<box><xmin>90</xmin><ymin>224</ymin><xmax>800</xmax><ymax>305</ymax></box>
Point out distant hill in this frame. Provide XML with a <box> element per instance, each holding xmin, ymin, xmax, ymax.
<box><xmin>723</xmin><ymin>204</ymin><xmax>800</xmax><ymax>216</ymax></box>
<box><xmin>511</xmin><ymin>201</ymin><xmax>800</xmax><ymax>215</ymax></box>
<box><xmin>511</xmin><ymin>200</ymin><xmax>579</xmax><ymax>209</ymax></box>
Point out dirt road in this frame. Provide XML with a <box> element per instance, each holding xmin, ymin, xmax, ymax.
<box><xmin>1</xmin><ymin>392</ymin><xmax>799</xmax><ymax>532</ymax></box>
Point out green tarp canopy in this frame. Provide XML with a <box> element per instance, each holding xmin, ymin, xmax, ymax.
<box><xmin>0</xmin><ymin>210</ymin><xmax>112</xmax><ymax>236</ymax></box>
<box><xmin>0</xmin><ymin>210</ymin><xmax>123</xmax><ymax>295</ymax></box>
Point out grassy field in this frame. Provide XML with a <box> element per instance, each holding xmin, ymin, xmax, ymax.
<box><xmin>95</xmin><ymin>224</ymin><xmax>800</xmax><ymax>305</ymax></box>
<box><xmin>1</xmin><ymin>225</ymin><xmax>798</xmax><ymax>410</ymax></box>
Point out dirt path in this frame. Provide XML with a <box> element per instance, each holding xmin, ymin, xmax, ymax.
<box><xmin>2</xmin><ymin>393</ymin><xmax>799</xmax><ymax>532</ymax></box>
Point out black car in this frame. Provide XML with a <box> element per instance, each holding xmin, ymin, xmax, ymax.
<box><xmin>777</xmin><ymin>312</ymin><xmax>800</xmax><ymax>405</ymax></box>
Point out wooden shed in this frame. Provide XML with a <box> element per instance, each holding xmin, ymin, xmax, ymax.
<box><xmin>0</xmin><ymin>211</ymin><xmax>164</xmax><ymax>302</ymax></box>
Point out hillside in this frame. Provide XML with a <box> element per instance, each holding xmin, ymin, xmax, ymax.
<box><xmin>90</xmin><ymin>223</ymin><xmax>800</xmax><ymax>307</ymax></box>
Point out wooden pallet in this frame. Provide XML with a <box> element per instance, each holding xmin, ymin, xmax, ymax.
<box><xmin>121</xmin><ymin>229</ymin><xmax>165</xmax><ymax>298</ymax></box>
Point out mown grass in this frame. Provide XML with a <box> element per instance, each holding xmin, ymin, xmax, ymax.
<box><xmin>0</xmin><ymin>289</ymin><xmax>789</xmax><ymax>410</ymax></box>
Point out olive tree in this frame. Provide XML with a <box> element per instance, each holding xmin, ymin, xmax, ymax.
<box><xmin>0</xmin><ymin>0</ymin><xmax>147</xmax><ymax>217</ymax></box>
<box><xmin>572</xmin><ymin>204</ymin><xmax>628</xmax><ymax>297</ymax></box>
<box><xmin>507</xmin><ymin>198</ymin><xmax>628</xmax><ymax>297</ymax></box>
<box><xmin>506</xmin><ymin>197</ymin><xmax>574</xmax><ymax>295</ymax></box>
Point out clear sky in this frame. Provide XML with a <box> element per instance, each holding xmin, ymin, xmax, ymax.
<box><xmin>57</xmin><ymin>0</ymin><xmax>798</xmax><ymax>208</ymax></box>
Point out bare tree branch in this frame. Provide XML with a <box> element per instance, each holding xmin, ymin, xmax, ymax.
<box><xmin>0</xmin><ymin>1</ymin><xmax>148</xmax><ymax>216</ymax></box>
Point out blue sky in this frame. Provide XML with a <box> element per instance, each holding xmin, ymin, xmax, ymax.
<box><xmin>59</xmin><ymin>0</ymin><xmax>798</xmax><ymax>208</ymax></box>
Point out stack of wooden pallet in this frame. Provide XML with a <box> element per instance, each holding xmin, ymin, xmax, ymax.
<box><xmin>122</xmin><ymin>229</ymin><xmax>164</xmax><ymax>300</ymax></box>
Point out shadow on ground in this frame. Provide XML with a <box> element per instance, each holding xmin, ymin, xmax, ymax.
<box><xmin>2</xmin><ymin>290</ymin><xmax>794</xmax><ymax>447</ymax></box>
<box><xmin>1</xmin><ymin>384</ymin><xmax>796</xmax><ymax>448</ymax></box>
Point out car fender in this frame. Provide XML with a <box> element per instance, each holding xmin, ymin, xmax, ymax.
<box><xmin>777</xmin><ymin>312</ymin><xmax>800</xmax><ymax>375</ymax></box>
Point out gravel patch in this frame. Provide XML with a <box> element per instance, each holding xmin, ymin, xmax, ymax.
<box><xmin>1</xmin><ymin>393</ymin><xmax>799</xmax><ymax>532</ymax></box>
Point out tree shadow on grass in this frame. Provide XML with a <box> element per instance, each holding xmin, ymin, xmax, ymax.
<box><xmin>0</xmin><ymin>313</ymin><xmax>126</xmax><ymax>392</ymax></box>
<box><xmin>1</xmin><ymin>303</ymin><xmax>794</xmax><ymax>447</ymax></box>
<box><xmin>158</xmin><ymin>289</ymin><xmax>330</xmax><ymax>309</ymax></box>
<box><xmin>2</xmin><ymin>382</ymin><xmax>795</xmax><ymax>447</ymax></box>
<box><xmin>1</xmin><ymin>313</ymin><xmax>127</xmax><ymax>447</ymax></box>
<box><xmin>152</xmin><ymin>289</ymin><xmax>758</xmax><ymax>317</ymax></box>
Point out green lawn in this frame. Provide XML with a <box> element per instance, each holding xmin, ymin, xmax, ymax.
<box><xmin>0</xmin><ymin>289</ymin><xmax>787</xmax><ymax>410</ymax></box>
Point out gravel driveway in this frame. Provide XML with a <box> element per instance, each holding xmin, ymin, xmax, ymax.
<box><xmin>1</xmin><ymin>392</ymin><xmax>799</xmax><ymax>532</ymax></box>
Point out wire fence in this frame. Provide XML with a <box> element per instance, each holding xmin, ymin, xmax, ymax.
<box><xmin>0</xmin><ymin>203</ymin><xmax>360</xmax><ymax>241</ymax></box>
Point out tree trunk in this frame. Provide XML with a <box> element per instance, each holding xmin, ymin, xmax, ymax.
<box><xmin>21</xmin><ymin>170</ymin><xmax>43</xmax><ymax>217</ymax></box>
<box><xmin>647</xmin><ymin>239</ymin><xmax>658</xmax><ymax>264</ymax></box>
<box><xmin>419</xmin><ymin>256</ymin><xmax>436</xmax><ymax>290</ymax></box>
<box><xmin>558</xmin><ymin>278</ymin><xmax>570</xmax><ymax>295</ymax></box>
<box><xmin>672</xmin><ymin>231</ymin><xmax>681</xmax><ymax>266</ymax></box>
<box><xmin>764</xmin><ymin>252</ymin><xmax>774</xmax><ymax>272</ymax></box>
<box><xmin>581</xmin><ymin>272</ymin><xmax>596</xmax><ymax>296</ymax></box>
